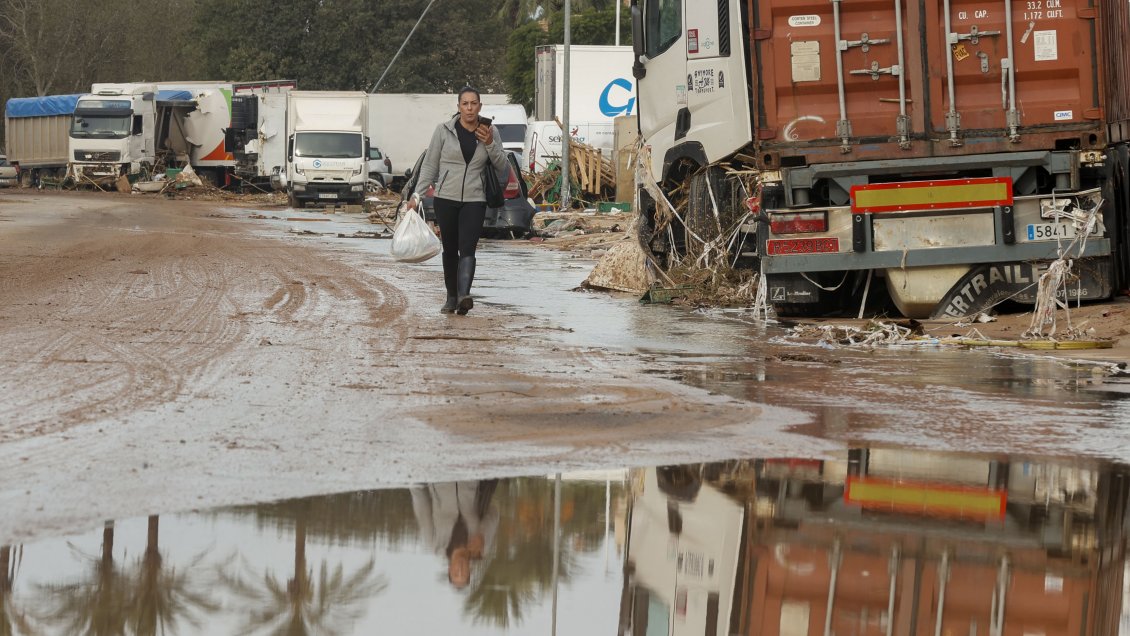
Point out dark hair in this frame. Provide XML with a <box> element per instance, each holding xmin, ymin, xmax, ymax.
<box><xmin>458</xmin><ymin>86</ymin><xmax>481</xmax><ymax>103</ymax></box>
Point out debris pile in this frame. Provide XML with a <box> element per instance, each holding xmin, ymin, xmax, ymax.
<box><xmin>527</xmin><ymin>138</ymin><xmax>616</xmax><ymax>205</ymax></box>
<box><xmin>581</xmin><ymin>142</ymin><xmax>762</xmax><ymax>307</ymax></box>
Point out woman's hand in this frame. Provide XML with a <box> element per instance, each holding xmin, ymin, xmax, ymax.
<box><xmin>405</xmin><ymin>193</ymin><xmax>420</xmax><ymax>211</ymax></box>
<box><xmin>475</xmin><ymin>124</ymin><xmax>494</xmax><ymax>145</ymax></box>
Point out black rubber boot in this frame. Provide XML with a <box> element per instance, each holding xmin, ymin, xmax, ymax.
<box><xmin>440</xmin><ymin>252</ymin><xmax>458</xmax><ymax>314</ymax></box>
<box><xmin>456</xmin><ymin>255</ymin><xmax>476</xmax><ymax>315</ymax></box>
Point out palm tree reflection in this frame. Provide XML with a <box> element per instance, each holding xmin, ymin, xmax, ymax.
<box><xmin>460</xmin><ymin>479</ymin><xmax>617</xmax><ymax>628</ymax></box>
<box><xmin>218</xmin><ymin>508</ymin><xmax>388</xmax><ymax>635</ymax></box>
<box><xmin>1</xmin><ymin>544</ymin><xmax>31</xmax><ymax>636</ymax></box>
<box><xmin>125</xmin><ymin>515</ymin><xmax>218</xmax><ymax>635</ymax></box>
<box><xmin>35</xmin><ymin>521</ymin><xmax>131</xmax><ymax>635</ymax></box>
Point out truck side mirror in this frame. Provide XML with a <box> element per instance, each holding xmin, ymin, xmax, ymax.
<box><xmin>364</xmin><ymin>136</ymin><xmax>371</xmax><ymax>158</ymax></box>
<box><xmin>224</xmin><ymin>127</ymin><xmax>237</xmax><ymax>153</ymax></box>
<box><xmin>631</xmin><ymin>2</ymin><xmax>647</xmax><ymax>79</ymax></box>
<box><xmin>287</xmin><ymin>135</ymin><xmax>294</xmax><ymax>162</ymax></box>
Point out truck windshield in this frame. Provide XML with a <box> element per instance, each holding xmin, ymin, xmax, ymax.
<box><xmin>70</xmin><ymin>116</ymin><xmax>131</xmax><ymax>139</ymax></box>
<box><xmin>496</xmin><ymin>124</ymin><xmax>526</xmax><ymax>144</ymax></box>
<box><xmin>294</xmin><ymin>132</ymin><xmax>362</xmax><ymax>158</ymax></box>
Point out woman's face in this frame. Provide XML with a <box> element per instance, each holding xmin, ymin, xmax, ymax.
<box><xmin>458</xmin><ymin>92</ymin><xmax>481</xmax><ymax>125</ymax></box>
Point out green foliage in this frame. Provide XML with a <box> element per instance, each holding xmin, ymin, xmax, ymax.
<box><xmin>504</xmin><ymin>22</ymin><xmax>552</xmax><ymax>113</ymax></box>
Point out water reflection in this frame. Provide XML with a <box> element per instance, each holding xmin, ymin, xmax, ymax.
<box><xmin>6</xmin><ymin>449</ymin><xmax>1130</xmax><ymax>634</ymax></box>
<box><xmin>622</xmin><ymin>449</ymin><xmax>1129</xmax><ymax>636</ymax></box>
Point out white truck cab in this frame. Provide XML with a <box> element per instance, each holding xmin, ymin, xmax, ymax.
<box><xmin>285</xmin><ymin>91</ymin><xmax>369</xmax><ymax>208</ymax></box>
<box><xmin>69</xmin><ymin>84</ymin><xmax>195</xmax><ymax>183</ymax></box>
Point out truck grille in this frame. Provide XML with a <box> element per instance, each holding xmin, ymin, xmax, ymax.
<box><xmin>74</xmin><ymin>150</ymin><xmax>121</xmax><ymax>162</ymax></box>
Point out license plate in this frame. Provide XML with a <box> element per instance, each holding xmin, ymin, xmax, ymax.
<box><xmin>1026</xmin><ymin>223</ymin><xmax>1076</xmax><ymax>241</ymax></box>
<box><xmin>318</xmin><ymin>193</ymin><xmax>338</xmax><ymax>200</ymax></box>
<box><xmin>766</xmin><ymin>237</ymin><xmax>840</xmax><ymax>256</ymax></box>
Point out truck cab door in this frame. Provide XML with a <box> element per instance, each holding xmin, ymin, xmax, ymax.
<box><xmin>684</xmin><ymin>0</ymin><xmax>751</xmax><ymax>166</ymax></box>
<box><xmin>633</xmin><ymin>0</ymin><xmax>687</xmax><ymax>180</ymax></box>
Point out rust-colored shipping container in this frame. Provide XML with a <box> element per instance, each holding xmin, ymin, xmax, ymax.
<box><xmin>750</xmin><ymin>0</ymin><xmax>1129</xmax><ymax>165</ymax></box>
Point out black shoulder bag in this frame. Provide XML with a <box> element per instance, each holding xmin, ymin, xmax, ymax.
<box><xmin>483</xmin><ymin>162</ymin><xmax>506</xmax><ymax>208</ymax></box>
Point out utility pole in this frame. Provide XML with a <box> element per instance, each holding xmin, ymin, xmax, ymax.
<box><xmin>559</xmin><ymin>0</ymin><xmax>572</xmax><ymax>210</ymax></box>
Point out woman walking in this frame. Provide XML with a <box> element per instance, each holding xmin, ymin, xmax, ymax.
<box><xmin>407</xmin><ymin>87</ymin><xmax>509</xmax><ymax>315</ymax></box>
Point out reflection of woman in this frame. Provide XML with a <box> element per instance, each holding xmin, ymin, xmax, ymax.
<box><xmin>410</xmin><ymin>480</ymin><xmax>499</xmax><ymax>589</ymax></box>
<box><xmin>406</xmin><ymin>87</ymin><xmax>508</xmax><ymax>315</ymax></box>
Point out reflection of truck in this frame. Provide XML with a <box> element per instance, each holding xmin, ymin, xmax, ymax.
<box><xmin>620</xmin><ymin>450</ymin><xmax>1129</xmax><ymax>636</ymax></box>
<box><xmin>624</xmin><ymin>465</ymin><xmax>746</xmax><ymax>636</ymax></box>
<box><xmin>631</xmin><ymin>0</ymin><xmax>1130</xmax><ymax>318</ymax></box>
<box><xmin>68</xmin><ymin>84</ymin><xmax>197</xmax><ymax>185</ymax></box>
<box><xmin>368</xmin><ymin>92</ymin><xmax>510</xmax><ymax>182</ymax></box>
<box><xmin>285</xmin><ymin>91</ymin><xmax>369</xmax><ymax>207</ymax></box>
<box><xmin>4</xmin><ymin>94</ymin><xmax>84</xmax><ymax>186</ymax></box>
<box><xmin>745</xmin><ymin>449</ymin><xmax>1127</xmax><ymax>635</ymax></box>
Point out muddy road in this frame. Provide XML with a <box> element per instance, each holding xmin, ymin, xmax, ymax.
<box><xmin>1</xmin><ymin>191</ymin><xmax>1129</xmax><ymax>546</ymax></box>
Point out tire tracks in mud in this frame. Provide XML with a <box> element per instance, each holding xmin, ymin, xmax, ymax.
<box><xmin>0</xmin><ymin>197</ymin><xmax>411</xmax><ymax>441</ymax></box>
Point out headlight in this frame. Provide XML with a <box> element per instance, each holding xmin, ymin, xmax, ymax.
<box><xmin>351</xmin><ymin>184</ymin><xmax>363</xmax><ymax>192</ymax></box>
<box><xmin>292</xmin><ymin>184</ymin><xmax>305</xmax><ymax>192</ymax></box>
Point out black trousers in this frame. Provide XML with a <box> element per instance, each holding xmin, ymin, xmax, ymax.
<box><xmin>434</xmin><ymin>197</ymin><xmax>485</xmax><ymax>296</ymax></box>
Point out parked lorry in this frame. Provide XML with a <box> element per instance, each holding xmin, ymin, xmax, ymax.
<box><xmin>631</xmin><ymin>0</ymin><xmax>1130</xmax><ymax>318</ymax></box>
<box><xmin>68</xmin><ymin>84</ymin><xmax>197</xmax><ymax>185</ymax></box>
<box><xmin>368</xmin><ymin>92</ymin><xmax>510</xmax><ymax>185</ymax></box>
<box><xmin>285</xmin><ymin>91</ymin><xmax>369</xmax><ymax>207</ymax></box>
<box><xmin>4</xmin><ymin>93</ymin><xmax>84</xmax><ymax>186</ymax></box>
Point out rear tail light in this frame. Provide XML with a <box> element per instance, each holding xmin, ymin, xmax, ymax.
<box><xmin>769</xmin><ymin>211</ymin><xmax>828</xmax><ymax>234</ymax></box>
<box><xmin>504</xmin><ymin>170</ymin><xmax>521</xmax><ymax>198</ymax></box>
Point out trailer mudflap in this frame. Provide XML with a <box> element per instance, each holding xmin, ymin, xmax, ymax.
<box><xmin>930</xmin><ymin>258</ymin><xmax>1112</xmax><ymax>320</ymax></box>
<box><xmin>766</xmin><ymin>273</ymin><xmax>822</xmax><ymax>305</ymax></box>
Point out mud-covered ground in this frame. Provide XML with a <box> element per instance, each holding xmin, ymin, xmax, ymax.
<box><xmin>2</xmin><ymin>190</ymin><xmax>1128</xmax><ymax>546</ymax></box>
<box><xmin>0</xmin><ymin>191</ymin><xmax>835</xmax><ymax>545</ymax></box>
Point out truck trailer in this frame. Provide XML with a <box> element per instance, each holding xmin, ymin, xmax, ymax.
<box><xmin>4</xmin><ymin>94</ymin><xmax>84</xmax><ymax>186</ymax></box>
<box><xmin>630</xmin><ymin>0</ymin><xmax>1130</xmax><ymax>318</ymax></box>
<box><xmin>285</xmin><ymin>90</ymin><xmax>369</xmax><ymax>207</ymax></box>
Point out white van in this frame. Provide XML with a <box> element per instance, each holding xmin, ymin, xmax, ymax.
<box><xmin>523</xmin><ymin>120</ymin><xmax>614</xmax><ymax>173</ymax></box>
<box><xmin>478</xmin><ymin>103</ymin><xmax>528</xmax><ymax>159</ymax></box>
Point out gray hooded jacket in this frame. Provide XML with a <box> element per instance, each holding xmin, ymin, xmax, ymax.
<box><xmin>413</xmin><ymin>115</ymin><xmax>510</xmax><ymax>203</ymax></box>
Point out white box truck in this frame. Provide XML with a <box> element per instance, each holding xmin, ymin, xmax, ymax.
<box><xmin>478</xmin><ymin>103</ymin><xmax>528</xmax><ymax>159</ymax></box>
<box><xmin>285</xmin><ymin>91</ymin><xmax>369</xmax><ymax>208</ymax></box>
<box><xmin>534</xmin><ymin>44</ymin><xmax>636</xmax><ymax>124</ymax></box>
<box><xmin>368</xmin><ymin>92</ymin><xmax>510</xmax><ymax>183</ymax></box>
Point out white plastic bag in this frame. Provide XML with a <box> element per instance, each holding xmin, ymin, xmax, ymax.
<box><xmin>390</xmin><ymin>207</ymin><xmax>442</xmax><ymax>263</ymax></box>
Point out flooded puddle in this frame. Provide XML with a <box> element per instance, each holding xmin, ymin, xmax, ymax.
<box><xmin>5</xmin><ymin>448</ymin><xmax>1129</xmax><ymax>634</ymax></box>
